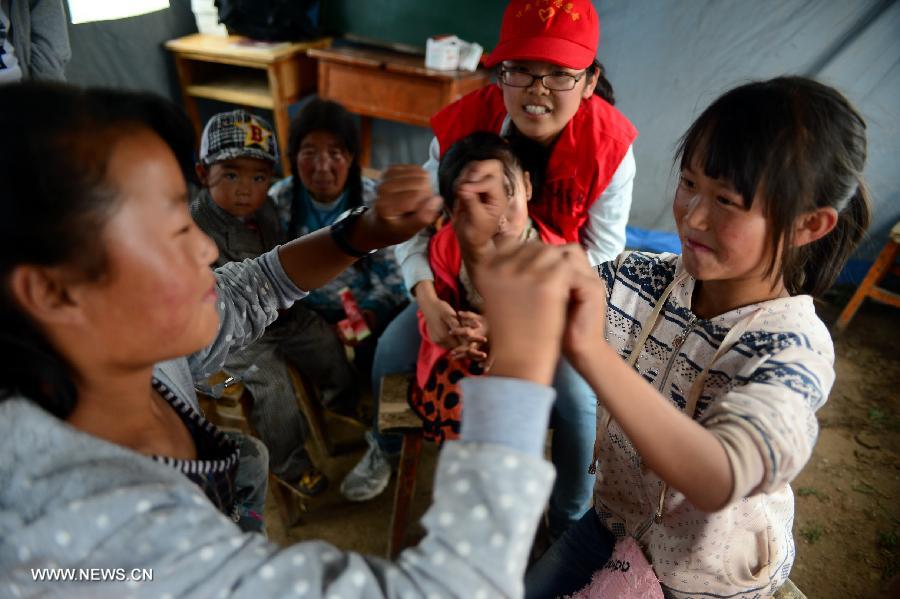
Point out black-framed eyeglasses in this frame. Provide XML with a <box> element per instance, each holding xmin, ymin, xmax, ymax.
<box><xmin>499</xmin><ymin>68</ymin><xmax>587</xmax><ymax>91</ymax></box>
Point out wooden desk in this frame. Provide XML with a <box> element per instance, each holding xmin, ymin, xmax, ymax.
<box><xmin>165</xmin><ymin>34</ymin><xmax>331</xmax><ymax>174</ymax></box>
<box><xmin>308</xmin><ymin>46</ymin><xmax>491</xmax><ymax>166</ymax></box>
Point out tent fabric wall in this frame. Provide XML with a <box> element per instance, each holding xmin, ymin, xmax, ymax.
<box><xmin>359</xmin><ymin>1</ymin><xmax>900</xmax><ymax>264</ymax></box>
<box><xmin>600</xmin><ymin>0</ymin><xmax>900</xmax><ymax>263</ymax></box>
<box><xmin>64</xmin><ymin>1</ymin><xmax>899</xmax><ymax>263</ymax></box>
<box><xmin>64</xmin><ymin>0</ymin><xmax>197</xmax><ymax>101</ymax></box>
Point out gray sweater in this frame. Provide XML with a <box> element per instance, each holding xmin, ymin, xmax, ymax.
<box><xmin>6</xmin><ymin>0</ymin><xmax>70</xmax><ymax>81</ymax></box>
<box><xmin>0</xmin><ymin>249</ymin><xmax>557</xmax><ymax>598</ymax></box>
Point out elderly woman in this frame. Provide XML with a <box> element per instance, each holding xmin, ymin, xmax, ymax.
<box><xmin>269</xmin><ymin>98</ymin><xmax>408</xmax><ymax>380</ymax></box>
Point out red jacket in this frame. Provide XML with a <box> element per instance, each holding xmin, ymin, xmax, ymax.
<box><xmin>430</xmin><ymin>85</ymin><xmax>638</xmax><ymax>243</ymax></box>
<box><xmin>416</xmin><ymin>222</ymin><xmax>566</xmax><ymax>389</ymax></box>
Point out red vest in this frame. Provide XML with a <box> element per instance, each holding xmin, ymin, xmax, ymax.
<box><xmin>430</xmin><ymin>85</ymin><xmax>638</xmax><ymax>243</ymax></box>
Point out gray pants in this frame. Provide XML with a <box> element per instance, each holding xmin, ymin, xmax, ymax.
<box><xmin>224</xmin><ymin>304</ymin><xmax>358</xmax><ymax>481</ymax></box>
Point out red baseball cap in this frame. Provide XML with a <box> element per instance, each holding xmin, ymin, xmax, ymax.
<box><xmin>485</xmin><ymin>0</ymin><xmax>599</xmax><ymax>69</ymax></box>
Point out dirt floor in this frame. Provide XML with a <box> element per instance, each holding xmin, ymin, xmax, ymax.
<box><xmin>265</xmin><ymin>293</ymin><xmax>899</xmax><ymax>599</ymax></box>
<box><xmin>788</xmin><ymin>297</ymin><xmax>899</xmax><ymax>598</ymax></box>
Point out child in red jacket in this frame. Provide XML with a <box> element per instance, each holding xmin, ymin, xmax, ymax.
<box><xmin>409</xmin><ymin>132</ymin><xmax>565</xmax><ymax>443</ymax></box>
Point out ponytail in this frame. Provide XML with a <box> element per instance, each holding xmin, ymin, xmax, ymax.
<box><xmin>788</xmin><ymin>183</ymin><xmax>872</xmax><ymax>296</ymax></box>
<box><xmin>591</xmin><ymin>61</ymin><xmax>616</xmax><ymax>106</ymax></box>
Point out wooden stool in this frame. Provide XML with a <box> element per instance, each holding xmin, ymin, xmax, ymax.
<box><xmin>378</xmin><ymin>373</ymin><xmax>423</xmax><ymax>559</ymax></box>
<box><xmin>285</xmin><ymin>366</ymin><xmax>335</xmax><ymax>457</ymax></box>
<box><xmin>834</xmin><ymin>221</ymin><xmax>900</xmax><ymax>334</ymax></box>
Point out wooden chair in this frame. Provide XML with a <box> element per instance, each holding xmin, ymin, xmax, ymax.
<box><xmin>834</xmin><ymin>221</ymin><xmax>900</xmax><ymax>334</ymax></box>
<box><xmin>377</xmin><ymin>373</ymin><xmax>424</xmax><ymax>559</ymax></box>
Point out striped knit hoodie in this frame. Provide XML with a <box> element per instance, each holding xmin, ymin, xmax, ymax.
<box><xmin>594</xmin><ymin>252</ymin><xmax>834</xmax><ymax>598</ymax></box>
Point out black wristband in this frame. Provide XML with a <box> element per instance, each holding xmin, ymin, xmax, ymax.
<box><xmin>330</xmin><ymin>206</ymin><xmax>376</xmax><ymax>258</ymax></box>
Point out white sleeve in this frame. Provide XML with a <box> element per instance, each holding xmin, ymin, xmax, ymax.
<box><xmin>580</xmin><ymin>145</ymin><xmax>635</xmax><ymax>267</ymax></box>
<box><xmin>395</xmin><ymin>137</ymin><xmax>442</xmax><ymax>292</ymax></box>
<box><xmin>422</xmin><ymin>136</ymin><xmax>441</xmax><ymax>192</ymax></box>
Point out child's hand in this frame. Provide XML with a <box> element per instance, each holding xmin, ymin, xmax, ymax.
<box><xmin>478</xmin><ymin>242</ymin><xmax>574</xmax><ymax>386</ymax></box>
<box><xmin>449</xmin><ymin>341</ymin><xmax>489</xmax><ymax>363</ymax></box>
<box><xmin>360</xmin><ymin>165</ymin><xmax>443</xmax><ymax>248</ymax></box>
<box><xmin>452</xmin><ymin>159</ymin><xmax>509</xmax><ymax>263</ymax></box>
<box><xmin>420</xmin><ymin>296</ymin><xmax>462</xmax><ymax>350</ymax></box>
<box><xmin>448</xmin><ymin>311</ymin><xmax>489</xmax><ymax>361</ymax></box>
<box><xmin>455</xmin><ymin>310</ymin><xmax>488</xmax><ymax>339</ymax></box>
<box><xmin>561</xmin><ymin>247</ymin><xmax>608</xmax><ymax>373</ymax></box>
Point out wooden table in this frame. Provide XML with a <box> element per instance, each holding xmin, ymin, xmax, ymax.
<box><xmin>165</xmin><ymin>34</ymin><xmax>331</xmax><ymax>174</ymax></box>
<box><xmin>308</xmin><ymin>46</ymin><xmax>491</xmax><ymax>166</ymax></box>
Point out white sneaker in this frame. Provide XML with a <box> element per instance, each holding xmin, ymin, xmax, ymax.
<box><xmin>340</xmin><ymin>432</ymin><xmax>393</xmax><ymax>502</ymax></box>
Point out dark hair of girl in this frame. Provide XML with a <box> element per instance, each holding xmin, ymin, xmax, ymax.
<box><xmin>0</xmin><ymin>82</ymin><xmax>196</xmax><ymax>418</ymax></box>
<box><xmin>676</xmin><ymin>76</ymin><xmax>871</xmax><ymax>297</ymax></box>
<box><xmin>590</xmin><ymin>60</ymin><xmax>615</xmax><ymax>105</ymax></box>
<box><xmin>286</xmin><ymin>98</ymin><xmax>362</xmax><ymax>236</ymax></box>
<box><xmin>502</xmin><ymin>128</ymin><xmax>549</xmax><ymax>204</ymax></box>
<box><xmin>438</xmin><ymin>131</ymin><xmax>525</xmax><ymax>213</ymax></box>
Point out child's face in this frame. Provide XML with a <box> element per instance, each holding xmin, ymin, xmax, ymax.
<box><xmin>493</xmin><ymin>168</ymin><xmax>533</xmax><ymax>244</ymax></box>
<box><xmin>77</xmin><ymin>128</ymin><xmax>221</xmax><ymax>366</ymax></box>
<box><xmin>296</xmin><ymin>131</ymin><xmax>352</xmax><ymax>203</ymax></box>
<box><xmin>673</xmin><ymin>158</ymin><xmax>776</xmax><ymax>288</ymax></box>
<box><xmin>202</xmin><ymin>158</ymin><xmax>273</xmax><ymax>219</ymax></box>
<box><xmin>499</xmin><ymin>60</ymin><xmax>596</xmax><ymax>146</ymax></box>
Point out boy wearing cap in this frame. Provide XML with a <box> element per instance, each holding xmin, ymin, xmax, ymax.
<box><xmin>194</xmin><ymin>110</ymin><xmax>283</xmax><ymax>262</ymax></box>
<box><xmin>192</xmin><ymin>109</ymin><xmax>357</xmax><ymax>497</ymax></box>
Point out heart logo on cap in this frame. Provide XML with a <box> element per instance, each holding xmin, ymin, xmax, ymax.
<box><xmin>538</xmin><ymin>7</ymin><xmax>555</xmax><ymax>22</ymax></box>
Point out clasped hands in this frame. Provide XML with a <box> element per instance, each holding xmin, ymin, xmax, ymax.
<box><xmin>384</xmin><ymin>160</ymin><xmax>609</xmax><ymax>386</ymax></box>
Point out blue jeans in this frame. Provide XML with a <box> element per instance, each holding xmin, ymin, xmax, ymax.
<box><xmin>547</xmin><ymin>358</ymin><xmax>597</xmax><ymax>538</ymax></box>
<box><xmin>370</xmin><ymin>301</ymin><xmax>597</xmax><ymax>536</ymax></box>
<box><xmin>525</xmin><ymin>509</ymin><xmax>616</xmax><ymax>599</ymax></box>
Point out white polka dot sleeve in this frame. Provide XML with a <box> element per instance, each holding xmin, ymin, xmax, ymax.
<box><xmin>1</xmin><ymin>388</ymin><xmax>556</xmax><ymax>598</ymax></box>
<box><xmin>187</xmin><ymin>248</ymin><xmax>307</xmax><ymax>381</ymax></box>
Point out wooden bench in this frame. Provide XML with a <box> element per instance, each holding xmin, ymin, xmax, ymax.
<box><xmin>377</xmin><ymin>373</ymin><xmax>424</xmax><ymax>559</ymax></box>
<box><xmin>834</xmin><ymin>220</ymin><xmax>900</xmax><ymax>334</ymax></box>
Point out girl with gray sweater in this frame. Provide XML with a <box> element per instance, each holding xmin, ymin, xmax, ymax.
<box><xmin>0</xmin><ymin>82</ymin><xmax>578</xmax><ymax>598</ymax></box>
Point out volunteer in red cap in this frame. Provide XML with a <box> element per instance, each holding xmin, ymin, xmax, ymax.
<box><xmin>344</xmin><ymin>0</ymin><xmax>637</xmax><ymax>547</ymax></box>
